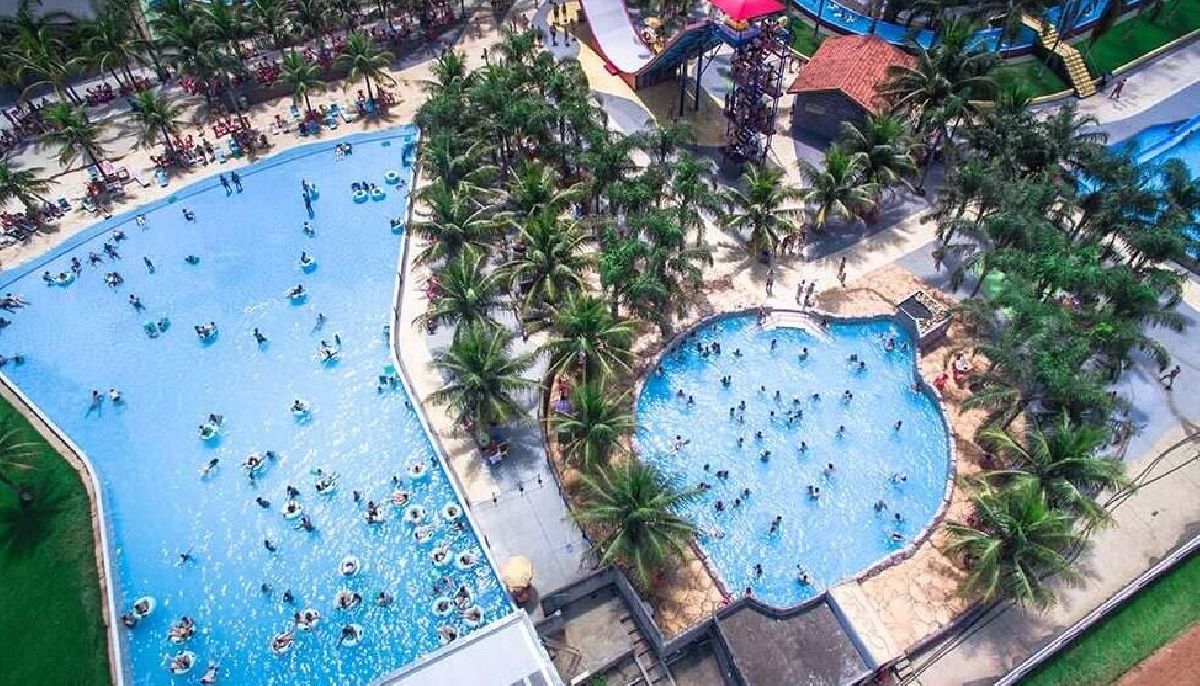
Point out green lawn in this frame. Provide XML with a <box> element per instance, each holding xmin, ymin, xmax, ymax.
<box><xmin>0</xmin><ymin>397</ymin><xmax>110</xmax><ymax>686</ymax></box>
<box><xmin>1023</xmin><ymin>552</ymin><xmax>1200</xmax><ymax>686</ymax></box>
<box><xmin>790</xmin><ymin>17</ymin><xmax>827</xmax><ymax>58</ymax></box>
<box><xmin>994</xmin><ymin>61</ymin><xmax>1071</xmax><ymax>98</ymax></box>
<box><xmin>1083</xmin><ymin>0</ymin><xmax>1200</xmax><ymax>74</ymax></box>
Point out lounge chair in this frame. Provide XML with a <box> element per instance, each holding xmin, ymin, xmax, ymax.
<box><xmin>56</xmin><ymin>197</ymin><xmax>70</xmax><ymax>211</ymax></box>
<box><xmin>81</xmin><ymin>197</ymin><xmax>100</xmax><ymax>214</ymax></box>
<box><xmin>155</xmin><ymin>168</ymin><xmax>169</xmax><ymax>187</ymax></box>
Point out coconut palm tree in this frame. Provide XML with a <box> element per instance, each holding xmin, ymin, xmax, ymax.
<box><xmin>79</xmin><ymin>9</ymin><xmax>143</xmax><ymax>90</ymax></box>
<box><xmin>979</xmin><ymin>413</ymin><xmax>1127</xmax><ymax>526</ymax></box>
<box><xmin>0</xmin><ymin>425</ymin><xmax>36</xmax><ymax>505</ymax></box>
<box><xmin>720</xmin><ymin>164</ymin><xmax>803</xmax><ymax>259</ymax></box>
<box><xmin>667</xmin><ymin>151</ymin><xmax>722</xmax><ymax>247</ymax></box>
<box><xmin>39</xmin><ymin>103</ymin><xmax>106</xmax><ymax>171</ymax></box>
<box><xmin>539</xmin><ymin>292</ymin><xmax>635</xmax><ymax>384</ymax></box>
<box><xmin>798</xmin><ymin>144</ymin><xmax>877</xmax><ymax>230</ymax></box>
<box><xmin>336</xmin><ymin>31</ymin><xmax>395</xmax><ymax>104</ymax></box>
<box><xmin>129</xmin><ymin>90</ymin><xmax>185</xmax><ymax>155</ymax></box>
<box><xmin>839</xmin><ymin>113</ymin><xmax>916</xmax><ymax>195</ymax></box>
<box><xmin>280</xmin><ymin>50</ymin><xmax>324</xmax><ymax>114</ymax></box>
<box><xmin>416</xmin><ymin>249</ymin><xmax>505</xmax><ymax>335</ymax></box>
<box><xmin>501</xmin><ymin>209</ymin><xmax>592</xmax><ymax>314</ymax></box>
<box><xmin>573</xmin><ymin>461</ymin><xmax>699</xmax><ymax>588</ymax></box>
<box><xmin>11</xmin><ymin>23</ymin><xmax>83</xmax><ymax>104</ymax></box>
<box><xmin>411</xmin><ymin>181</ymin><xmax>505</xmax><ymax>264</ymax></box>
<box><xmin>552</xmin><ymin>382</ymin><xmax>634</xmax><ymax>472</ymax></box>
<box><xmin>635</xmin><ymin>119</ymin><xmax>696</xmax><ymax>167</ymax></box>
<box><xmin>290</xmin><ymin>0</ymin><xmax>333</xmax><ymax>40</ymax></box>
<box><xmin>505</xmin><ymin>161</ymin><xmax>586</xmax><ymax>215</ymax></box>
<box><xmin>946</xmin><ymin>479</ymin><xmax>1081</xmax><ymax>607</ymax></box>
<box><xmin>0</xmin><ymin>160</ymin><xmax>53</xmax><ymax>215</ymax></box>
<box><xmin>248</xmin><ymin>0</ymin><xmax>293</xmax><ymax>49</ymax></box>
<box><xmin>429</xmin><ymin>322</ymin><xmax>539</xmax><ymax>441</ymax></box>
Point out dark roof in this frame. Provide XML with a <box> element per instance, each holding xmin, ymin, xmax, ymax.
<box><xmin>717</xmin><ymin>600</ymin><xmax>870</xmax><ymax>685</ymax></box>
<box><xmin>788</xmin><ymin>34</ymin><xmax>915</xmax><ymax>114</ymax></box>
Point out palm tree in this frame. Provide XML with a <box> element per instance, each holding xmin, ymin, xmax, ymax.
<box><xmin>539</xmin><ymin>293</ymin><xmax>635</xmax><ymax>384</ymax></box>
<box><xmin>416</xmin><ymin>249</ymin><xmax>505</xmax><ymax>335</ymax></box>
<box><xmin>248</xmin><ymin>0</ymin><xmax>292</xmax><ymax>50</ymax></box>
<box><xmin>0</xmin><ymin>160</ymin><xmax>53</xmax><ymax>215</ymax></box>
<box><xmin>506</xmin><ymin>161</ymin><xmax>585</xmax><ymax>215</ymax></box>
<box><xmin>129</xmin><ymin>90</ymin><xmax>185</xmax><ymax>155</ymax></box>
<box><xmin>635</xmin><ymin>119</ymin><xmax>696</xmax><ymax>167</ymax></box>
<box><xmin>839</xmin><ymin>113</ymin><xmax>916</xmax><ymax>195</ymax></box>
<box><xmin>429</xmin><ymin>322</ymin><xmax>539</xmax><ymax>441</ymax></box>
<box><xmin>979</xmin><ymin>413</ymin><xmax>1127</xmax><ymax>526</ymax></box>
<box><xmin>336</xmin><ymin>31</ymin><xmax>395</xmax><ymax>104</ymax></box>
<box><xmin>0</xmin><ymin>424</ymin><xmax>37</xmax><ymax>505</ymax></box>
<box><xmin>667</xmin><ymin>152</ymin><xmax>722</xmax><ymax>247</ymax></box>
<box><xmin>39</xmin><ymin>103</ymin><xmax>106</xmax><ymax>171</ymax></box>
<box><xmin>501</xmin><ymin>209</ymin><xmax>592</xmax><ymax>314</ymax></box>
<box><xmin>798</xmin><ymin>144</ymin><xmax>877</xmax><ymax>230</ymax></box>
<box><xmin>573</xmin><ymin>461</ymin><xmax>699</xmax><ymax>588</ymax></box>
<box><xmin>280</xmin><ymin>50</ymin><xmax>324</xmax><ymax>114</ymax></box>
<box><xmin>720</xmin><ymin>164</ymin><xmax>803</xmax><ymax>259</ymax></box>
<box><xmin>946</xmin><ymin>479</ymin><xmax>1080</xmax><ymax>607</ymax></box>
<box><xmin>552</xmin><ymin>382</ymin><xmax>634</xmax><ymax>472</ymax></box>
<box><xmin>411</xmin><ymin>181</ymin><xmax>505</xmax><ymax>264</ymax></box>
<box><xmin>290</xmin><ymin>0</ymin><xmax>333</xmax><ymax>40</ymax></box>
<box><xmin>79</xmin><ymin>9</ymin><xmax>142</xmax><ymax>89</ymax></box>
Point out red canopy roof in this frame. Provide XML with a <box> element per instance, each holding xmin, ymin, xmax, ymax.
<box><xmin>788</xmin><ymin>35</ymin><xmax>915</xmax><ymax>114</ymax></box>
<box><xmin>710</xmin><ymin>0</ymin><xmax>786</xmax><ymax>22</ymax></box>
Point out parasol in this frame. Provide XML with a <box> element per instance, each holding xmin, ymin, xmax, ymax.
<box><xmin>710</xmin><ymin>0</ymin><xmax>786</xmax><ymax>23</ymax></box>
<box><xmin>501</xmin><ymin>555</ymin><xmax>535</xmax><ymax>590</ymax></box>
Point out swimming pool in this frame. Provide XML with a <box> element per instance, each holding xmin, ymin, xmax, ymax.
<box><xmin>1117</xmin><ymin>113</ymin><xmax>1200</xmax><ymax>259</ymax></box>
<box><xmin>0</xmin><ymin>128</ymin><xmax>509</xmax><ymax>684</ymax></box>
<box><xmin>635</xmin><ymin>313</ymin><xmax>951</xmax><ymax>608</ymax></box>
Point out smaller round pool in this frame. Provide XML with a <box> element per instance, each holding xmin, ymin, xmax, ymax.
<box><xmin>636</xmin><ymin>313</ymin><xmax>951</xmax><ymax>607</ymax></box>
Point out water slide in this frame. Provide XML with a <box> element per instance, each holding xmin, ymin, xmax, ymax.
<box><xmin>577</xmin><ymin>0</ymin><xmax>722</xmax><ymax>89</ymax></box>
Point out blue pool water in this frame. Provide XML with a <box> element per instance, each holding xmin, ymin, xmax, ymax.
<box><xmin>0</xmin><ymin>128</ymin><xmax>508</xmax><ymax>684</ymax></box>
<box><xmin>636</xmin><ymin>315</ymin><xmax>950</xmax><ymax>608</ymax></box>
<box><xmin>1117</xmin><ymin>113</ymin><xmax>1200</xmax><ymax>256</ymax></box>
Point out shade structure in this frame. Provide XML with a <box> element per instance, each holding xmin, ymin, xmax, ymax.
<box><xmin>710</xmin><ymin>0</ymin><xmax>785</xmax><ymax>22</ymax></box>
<box><xmin>501</xmin><ymin>555</ymin><xmax>535</xmax><ymax>590</ymax></box>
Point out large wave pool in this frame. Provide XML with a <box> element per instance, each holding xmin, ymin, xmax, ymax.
<box><xmin>0</xmin><ymin>128</ymin><xmax>509</xmax><ymax>684</ymax></box>
<box><xmin>636</xmin><ymin>314</ymin><xmax>951</xmax><ymax>607</ymax></box>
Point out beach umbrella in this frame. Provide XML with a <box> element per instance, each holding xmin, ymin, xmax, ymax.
<box><xmin>710</xmin><ymin>0</ymin><xmax>785</xmax><ymax>22</ymax></box>
<box><xmin>501</xmin><ymin>555</ymin><xmax>535</xmax><ymax>590</ymax></box>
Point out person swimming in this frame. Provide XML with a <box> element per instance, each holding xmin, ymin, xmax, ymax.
<box><xmin>200</xmin><ymin>458</ymin><xmax>219</xmax><ymax>476</ymax></box>
<box><xmin>182</xmin><ymin>208</ymin><xmax>195</xmax><ymax>221</ymax></box>
<box><xmin>253</xmin><ymin>328</ymin><xmax>267</xmax><ymax>345</ymax></box>
<box><xmin>302</xmin><ymin>221</ymin><xmax>315</xmax><ymax>236</ymax></box>
<box><xmin>185</xmin><ymin>255</ymin><xmax>200</xmax><ymax>265</ymax></box>
<box><xmin>285</xmin><ymin>284</ymin><xmax>305</xmax><ymax>299</ymax></box>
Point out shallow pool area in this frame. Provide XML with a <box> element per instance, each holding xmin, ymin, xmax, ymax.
<box><xmin>636</xmin><ymin>314</ymin><xmax>951</xmax><ymax>608</ymax></box>
<box><xmin>0</xmin><ymin>128</ymin><xmax>509</xmax><ymax>684</ymax></box>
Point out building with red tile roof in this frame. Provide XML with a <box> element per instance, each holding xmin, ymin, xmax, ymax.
<box><xmin>788</xmin><ymin>34</ymin><xmax>915</xmax><ymax>139</ymax></box>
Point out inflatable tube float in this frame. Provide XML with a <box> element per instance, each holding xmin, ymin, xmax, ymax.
<box><xmin>53</xmin><ymin>272</ymin><xmax>75</xmax><ymax>286</ymax></box>
<box><xmin>131</xmin><ymin>596</ymin><xmax>156</xmax><ymax>619</ymax></box>
<box><xmin>144</xmin><ymin>321</ymin><xmax>160</xmax><ymax>338</ymax></box>
<box><xmin>462</xmin><ymin>605</ymin><xmax>484</xmax><ymax>627</ymax></box>
<box><xmin>281</xmin><ymin>500</ymin><xmax>303</xmax><ymax>519</ymax></box>
<box><xmin>406</xmin><ymin>461</ymin><xmax>428</xmax><ymax>480</ymax></box>
<box><xmin>270</xmin><ymin>631</ymin><xmax>295</xmax><ymax>656</ymax></box>
<box><xmin>339</xmin><ymin>556</ymin><xmax>361</xmax><ymax>577</ymax></box>
<box><xmin>431</xmin><ymin>544</ymin><xmax>451</xmax><ymax>567</ymax></box>
<box><xmin>437</xmin><ymin>624</ymin><xmax>459</xmax><ymax>645</ymax></box>
<box><xmin>413</xmin><ymin>525</ymin><xmax>435</xmax><ymax>544</ymax></box>
<box><xmin>335</xmin><ymin>589</ymin><xmax>362</xmax><ymax>612</ymax></box>
<box><xmin>307</xmin><ymin>184</ymin><xmax>319</xmax><ymax>199</ymax></box>
<box><xmin>370</xmin><ymin>187</ymin><xmax>385</xmax><ymax>201</ymax></box>
<box><xmin>195</xmin><ymin>325</ymin><xmax>218</xmax><ymax>342</ymax></box>
<box><xmin>454</xmin><ymin>585</ymin><xmax>474</xmax><ymax>609</ymax></box>
<box><xmin>290</xmin><ymin>400</ymin><xmax>311</xmax><ymax>420</ymax></box>
<box><xmin>352</xmin><ymin>189</ymin><xmax>368</xmax><ymax>203</ymax></box>
<box><xmin>404</xmin><ymin>504</ymin><xmax>426</xmax><ymax>525</ymax></box>
<box><xmin>384</xmin><ymin>170</ymin><xmax>401</xmax><ymax>184</ymax></box>
<box><xmin>167</xmin><ymin>617</ymin><xmax>196</xmax><ymax>644</ymax></box>
<box><xmin>295</xmin><ymin>608</ymin><xmax>320</xmax><ymax>632</ymax></box>
<box><xmin>441</xmin><ymin>503</ymin><xmax>463</xmax><ymax>522</ymax></box>
<box><xmin>299</xmin><ymin>256</ymin><xmax>317</xmax><ymax>272</ymax></box>
<box><xmin>340</xmin><ymin>624</ymin><xmax>364</xmax><ymax>648</ymax></box>
<box><xmin>390</xmin><ymin>490</ymin><xmax>410</xmax><ymax>507</ymax></box>
<box><xmin>364</xmin><ymin>507</ymin><xmax>385</xmax><ymax>525</ymax></box>
<box><xmin>168</xmin><ymin>651</ymin><xmax>196</xmax><ymax>675</ymax></box>
<box><xmin>242</xmin><ymin>453</ymin><xmax>267</xmax><ymax>474</ymax></box>
<box><xmin>285</xmin><ymin>287</ymin><xmax>307</xmax><ymax>303</ymax></box>
<box><xmin>198</xmin><ymin>422</ymin><xmax>221</xmax><ymax>441</ymax></box>
<box><xmin>455</xmin><ymin>550</ymin><xmax>479</xmax><ymax>569</ymax></box>
<box><xmin>431</xmin><ymin>597</ymin><xmax>454</xmax><ymax>616</ymax></box>
<box><xmin>315</xmin><ymin>474</ymin><xmax>338</xmax><ymax>495</ymax></box>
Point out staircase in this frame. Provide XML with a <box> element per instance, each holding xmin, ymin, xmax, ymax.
<box><xmin>620</xmin><ymin>615</ymin><xmax>675</xmax><ymax>686</ymax></box>
<box><xmin>1022</xmin><ymin>14</ymin><xmax>1096</xmax><ymax>98</ymax></box>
